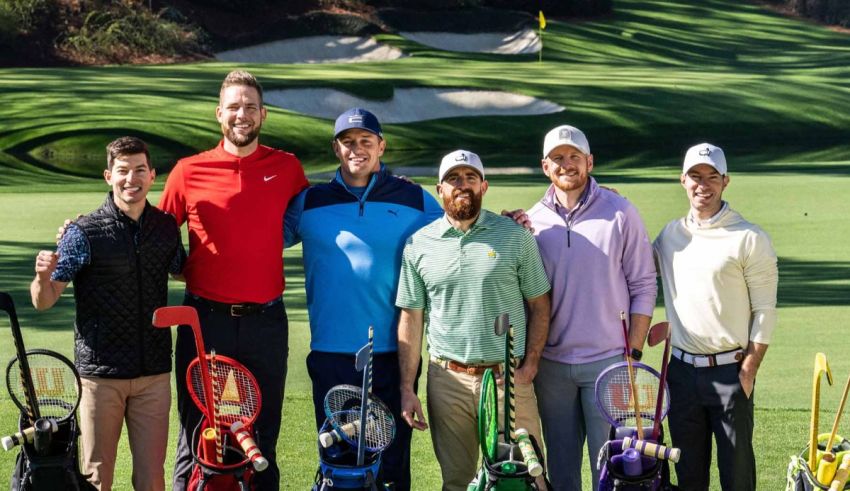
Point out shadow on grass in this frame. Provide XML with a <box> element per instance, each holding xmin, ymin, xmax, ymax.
<box><xmin>778</xmin><ymin>257</ymin><xmax>850</xmax><ymax>307</ymax></box>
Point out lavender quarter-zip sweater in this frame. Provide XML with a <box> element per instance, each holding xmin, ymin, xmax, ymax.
<box><xmin>527</xmin><ymin>178</ymin><xmax>657</xmax><ymax>364</ymax></box>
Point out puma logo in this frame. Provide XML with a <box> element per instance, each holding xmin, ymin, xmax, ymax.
<box><xmin>264</xmin><ymin>175</ymin><xmax>278</xmax><ymax>182</ymax></box>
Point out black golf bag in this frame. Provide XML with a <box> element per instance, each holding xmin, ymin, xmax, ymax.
<box><xmin>9</xmin><ymin>415</ymin><xmax>94</xmax><ymax>491</ymax></box>
<box><xmin>597</xmin><ymin>427</ymin><xmax>676</xmax><ymax>491</ymax></box>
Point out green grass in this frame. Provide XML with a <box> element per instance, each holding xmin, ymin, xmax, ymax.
<box><xmin>1</xmin><ymin>0</ymin><xmax>849</xmax><ymax>488</ymax></box>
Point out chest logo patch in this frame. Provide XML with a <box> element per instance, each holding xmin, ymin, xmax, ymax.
<box><xmin>487</xmin><ymin>249</ymin><xmax>497</xmax><ymax>259</ymax></box>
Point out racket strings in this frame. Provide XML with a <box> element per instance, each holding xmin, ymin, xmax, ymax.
<box><xmin>324</xmin><ymin>385</ymin><xmax>395</xmax><ymax>451</ymax></box>
<box><xmin>7</xmin><ymin>352</ymin><xmax>80</xmax><ymax>420</ymax></box>
<box><xmin>188</xmin><ymin>357</ymin><xmax>260</xmax><ymax>425</ymax></box>
<box><xmin>597</xmin><ymin>364</ymin><xmax>666</xmax><ymax>428</ymax></box>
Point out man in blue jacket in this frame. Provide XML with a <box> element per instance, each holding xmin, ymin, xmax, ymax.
<box><xmin>285</xmin><ymin>108</ymin><xmax>442</xmax><ymax>489</ymax></box>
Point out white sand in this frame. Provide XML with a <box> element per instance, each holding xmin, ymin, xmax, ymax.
<box><xmin>399</xmin><ymin>28</ymin><xmax>540</xmax><ymax>54</ymax></box>
<box><xmin>215</xmin><ymin>36</ymin><xmax>404</xmax><ymax>64</ymax></box>
<box><xmin>264</xmin><ymin>87</ymin><xmax>563</xmax><ymax>123</ymax></box>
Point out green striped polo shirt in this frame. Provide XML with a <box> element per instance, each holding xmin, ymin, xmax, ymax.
<box><xmin>396</xmin><ymin>209</ymin><xmax>551</xmax><ymax>364</ymax></box>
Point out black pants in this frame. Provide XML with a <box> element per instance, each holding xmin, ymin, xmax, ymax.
<box><xmin>667</xmin><ymin>357</ymin><xmax>755</xmax><ymax>491</ymax></box>
<box><xmin>172</xmin><ymin>294</ymin><xmax>288</xmax><ymax>491</ymax></box>
<box><xmin>307</xmin><ymin>351</ymin><xmax>420</xmax><ymax>491</ymax></box>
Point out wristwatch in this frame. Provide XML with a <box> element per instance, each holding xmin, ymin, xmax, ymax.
<box><xmin>630</xmin><ymin>348</ymin><xmax>643</xmax><ymax>361</ymax></box>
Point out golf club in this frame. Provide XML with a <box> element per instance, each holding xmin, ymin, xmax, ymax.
<box><xmin>647</xmin><ymin>321</ymin><xmax>671</xmax><ymax>442</ymax></box>
<box><xmin>620</xmin><ymin>311</ymin><xmax>644</xmax><ymax>440</ymax></box>
<box><xmin>810</xmin><ymin>353</ymin><xmax>834</xmax><ymax>470</ymax></box>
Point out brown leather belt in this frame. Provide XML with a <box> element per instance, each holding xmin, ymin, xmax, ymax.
<box><xmin>431</xmin><ymin>356</ymin><xmax>501</xmax><ymax>375</ymax></box>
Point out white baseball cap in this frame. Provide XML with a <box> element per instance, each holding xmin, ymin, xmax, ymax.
<box><xmin>542</xmin><ymin>125</ymin><xmax>591</xmax><ymax>158</ymax></box>
<box><xmin>438</xmin><ymin>150</ymin><xmax>485</xmax><ymax>182</ymax></box>
<box><xmin>682</xmin><ymin>143</ymin><xmax>727</xmax><ymax>175</ymax></box>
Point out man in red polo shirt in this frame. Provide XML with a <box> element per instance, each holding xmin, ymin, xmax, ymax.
<box><xmin>159</xmin><ymin>70</ymin><xmax>308</xmax><ymax>491</ymax></box>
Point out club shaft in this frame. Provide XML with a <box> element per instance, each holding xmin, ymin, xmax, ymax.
<box><xmin>2</xmin><ymin>293</ymin><xmax>40</xmax><ymax>422</ymax></box>
<box><xmin>505</xmin><ymin>326</ymin><xmax>516</xmax><ymax>443</ymax></box>
<box><xmin>621</xmin><ymin>311</ymin><xmax>644</xmax><ymax>440</ymax></box>
<box><xmin>357</xmin><ymin>327</ymin><xmax>374</xmax><ymax>466</ymax></box>
<box><xmin>652</xmin><ymin>336</ymin><xmax>671</xmax><ymax>441</ymax></box>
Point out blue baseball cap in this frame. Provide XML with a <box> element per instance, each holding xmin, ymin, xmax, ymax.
<box><xmin>333</xmin><ymin>108</ymin><xmax>383</xmax><ymax>139</ymax></box>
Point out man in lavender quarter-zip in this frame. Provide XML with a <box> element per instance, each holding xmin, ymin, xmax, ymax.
<box><xmin>525</xmin><ymin>125</ymin><xmax>658</xmax><ymax>490</ymax></box>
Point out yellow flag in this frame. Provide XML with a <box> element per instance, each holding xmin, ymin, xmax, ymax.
<box><xmin>539</xmin><ymin>11</ymin><xmax>546</xmax><ymax>30</ymax></box>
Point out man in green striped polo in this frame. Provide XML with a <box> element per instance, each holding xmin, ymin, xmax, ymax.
<box><xmin>396</xmin><ymin>149</ymin><xmax>551</xmax><ymax>490</ymax></box>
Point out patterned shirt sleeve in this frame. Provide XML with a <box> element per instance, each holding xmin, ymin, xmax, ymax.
<box><xmin>51</xmin><ymin>224</ymin><xmax>90</xmax><ymax>282</ymax></box>
<box><xmin>517</xmin><ymin>229</ymin><xmax>551</xmax><ymax>299</ymax></box>
<box><xmin>395</xmin><ymin>237</ymin><xmax>427</xmax><ymax>309</ymax></box>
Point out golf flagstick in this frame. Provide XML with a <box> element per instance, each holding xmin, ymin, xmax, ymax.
<box><xmin>647</xmin><ymin>321</ymin><xmax>671</xmax><ymax>442</ymax></box>
<box><xmin>818</xmin><ymin>369</ymin><xmax>850</xmax><ymax>484</ymax></box>
<box><xmin>1</xmin><ymin>292</ymin><xmax>41</xmax><ymax>424</ymax></box>
<box><xmin>810</xmin><ymin>353</ymin><xmax>834</xmax><ymax>470</ymax></box>
<box><xmin>621</xmin><ymin>311</ymin><xmax>644</xmax><ymax>440</ymax></box>
<box><xmin>355</xmin><ymin>326</ymin><xmax>374</xmax><ymax>466</ymax></box>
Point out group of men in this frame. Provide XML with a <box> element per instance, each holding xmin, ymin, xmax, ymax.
<box><xmin>29</xmin><ymin>69</ymin><xmax>777</xmax><ymax>491</ymax></box>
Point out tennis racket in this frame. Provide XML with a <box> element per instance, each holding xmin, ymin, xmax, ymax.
<box><xmin>595</xmin><ymin>361</ymin><xmax>668</xmax><ymax>431</ymax></box>
<box><xmin>1</xmin><ymin>292</ymin><xmax>40</xmax><ymax>424</ymax></box>
<box><xmin>321</xmin><ymin>384</ymin><xmax>395</xmax><ymax>454</ymax></box>
<box><xmin>3</xmin><ymin>349</ymin><xmax>81</xmax><ymax>450</ymax></box>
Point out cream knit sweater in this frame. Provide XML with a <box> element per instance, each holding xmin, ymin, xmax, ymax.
<box><xmin>654</xmin><ymin>204</ymin><xmax>778</xmax><ymax>354</ymax></box>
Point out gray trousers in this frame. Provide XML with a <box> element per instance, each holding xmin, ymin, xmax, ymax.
<box><xmin>667</xmin><ymin>357</ymin><xmax>755</xmax><ymax>491</ymax></box>
<box><xmin>534</xmin><ymin>355</ymin><xmax>620</xmax><ymax>491</ymax></box>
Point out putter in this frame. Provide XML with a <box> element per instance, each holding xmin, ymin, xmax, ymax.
<box><xmin>818</xmin><ymin>369</ymin><xmax>850</xmax><ymax>484</ymax></box>
<box><xmin>620</xmin><ymin>311</ymin><xmax>644</xmax><ymax>440</ymax></box>
<box><xmin>811</xmin><ymin>353</ymin><xmax>834</xmax><ymax>470</ymax></box>
<box><xmin>647</xmin><ymin>321</ymin><xmax>671</xmax><ymax>442</ymax></box>
<box><xmin>354</xmin><ymin>326</ymin><xmax>374</xmax><ymax>466</ymax></box>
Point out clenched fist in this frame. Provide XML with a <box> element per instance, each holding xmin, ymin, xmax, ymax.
<box><xmin>34</xmin><ymin>251</ymin><xmax>59</xmax><ymax>279</ymax></box>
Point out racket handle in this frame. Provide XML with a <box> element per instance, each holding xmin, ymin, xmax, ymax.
<box><xmin>515</xmin><ymin>428</ymin><xmax>543</xmax><ymax>477</ymax></box>
<box><xmin>819</xmin><ymin>453</ymin><xmax>839</xmax><ymax>486</ymax></box>
<box><xmin>1</xmin><ymin>419</ymin><xmax>59</xmax><ymax>451</ymax></box>
<box><xmin>829</xmin><ymin>453</ymin><xmax>850</xmax><ymax>491</ymax></box>
<box><xmin>622</xmin><ymin>437</ymin><xmax>681</xmax><ymax>463</ymax></box>
<box><xmin>318</xmin><ymin>421</ymin><xmax>359</xmax><ymax>448</ymax></box>
<box><xmin>231</xmin><ymin>421</ymin><xmax>268</xmax><ymax>472</ymax></box>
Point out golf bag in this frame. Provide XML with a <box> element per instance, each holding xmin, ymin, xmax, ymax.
<box><xmin>786</xmin><ymin>435</ymin><xmax>850</xmax><ymax>490</ymax></box>
<box><xmin>467</xmin><ymin>436</ymin><xmax>548</xmax><ymax>491</ymax></box>
<box><xmin>597</xmin><ymin>427</ymin><xmax>676</xmax><ymax>491</ymax></box>
<box><xmin>9</xmin><ymin>415</ymin><xmax>94</xmax><ymax>491</ymax></box>
<box><xmin>311</xmin><ymin>419</ymin><xmax>384</xmax><ymax>491</ymax></box>
<box><xmin>186</xmin><ymin>419</ymin><xmax>256</xmax><ymax>491</ymax></box>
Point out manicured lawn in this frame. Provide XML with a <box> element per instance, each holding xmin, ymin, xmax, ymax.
<box><xmin>1</xmin><ymin>0</ymin><xmax>849</xmax><ymax>488</ymax></box>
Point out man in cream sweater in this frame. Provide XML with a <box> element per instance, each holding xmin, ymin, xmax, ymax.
<box><xmin>654</xmin><ymin>143</ymin><xmax>778</xmax><ymax>491</ymax></box>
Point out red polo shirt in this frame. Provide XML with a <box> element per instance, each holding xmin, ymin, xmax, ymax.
<box><xmin>159</xmin><ymin>141</ymin><xmax>308</xmax><ymax>303</ymax></box>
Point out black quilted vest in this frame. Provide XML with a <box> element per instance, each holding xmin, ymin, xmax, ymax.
<box><xmin>72</xmin><ymin>193</ymin><xmax>181</xmax><ymax>378</ymax></box>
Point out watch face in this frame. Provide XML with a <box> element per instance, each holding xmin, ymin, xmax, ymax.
<box><xmin>631</xmin><ymin>348</ymin><xmax>643</xmax><ymax>361</ymax></box>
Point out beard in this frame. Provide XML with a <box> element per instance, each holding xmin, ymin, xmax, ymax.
<box><xmin>222</xmin><ymin>120</ymin><xmax>262</xmax><ymax>147</ymax></box>
<box><xmin>443</xmin><ymin>189</ymin><xmax>483</xmax><ymax>221</ymax></box>
<box><xmin>549</xmin><ymin>171</ymin><xmax>588</xmax><ymax>193</ymax></box>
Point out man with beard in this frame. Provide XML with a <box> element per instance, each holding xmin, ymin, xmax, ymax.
<box><xmin>396</xmin><ymin>150</ymin><xmax>551</xmax><ymax>490</ymax></box>
<box><xmin>654</xmin><ymin>143</ymin><xmax>776</xmax><ymax>490</ymax></box>
<box><xmin>524</xmin><ymin>125</ymin><xmax>657</xmax><ymax>490</ymax></box>
<box><xmin>159</xmin><ymin>70</ymin><xmax>308</xmax><ymax>490</ymax></box>
<box><xmin>284</xmin><ymin>108</ymin><xmax>442</xmax><ymax>489</ymax></box>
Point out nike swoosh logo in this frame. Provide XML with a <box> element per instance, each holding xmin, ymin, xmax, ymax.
<box><xmin>264</xmin><ymin>175</ymin><xmax>278</xmax><ymax>182</ymax></box>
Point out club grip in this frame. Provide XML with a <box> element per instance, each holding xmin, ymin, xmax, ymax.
<box><xmin>1</xmin><ymin>419</ymin><xmax>59</xmax><ymax>451</ymax></box>
<box><xmin>319</xmin><ymin>421</ymin><xmax>359</xmax><ymax>448</ymax></box>
<box><xmin>622</xmin><ymin>437</ymin><xmax>681</xmax><ymax>463</ymax></box>
<box><xmin>231</xmin><ymin>421</ymin><xmax>268</xmax><ymax>472</ymax></box>
<box><xmin>515</xmin><ymin>428</ymin><xmax>543</xmax><ymax>477</ymax></box>
<box><xmin>829</xmin><ymin>453</ymin><xmax>850</xmax><ymax>491</ymax></box>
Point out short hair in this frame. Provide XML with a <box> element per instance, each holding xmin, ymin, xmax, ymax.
<box><xmin>220</xmin><ymin>70</ymin><xmax>264</xmax><ymax>105</ymax></box>
<box><xmin>106</xmin><ymin>136</ymin><xmax>150</xmax><ymax>170</ymax></box>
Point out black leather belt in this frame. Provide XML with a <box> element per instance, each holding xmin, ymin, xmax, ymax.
<box><xmin>191</xmin><ymin>295</ymin><xmax>282</xmax><ymax>317</ymax></box>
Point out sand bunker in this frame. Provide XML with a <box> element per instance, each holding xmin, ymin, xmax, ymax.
<box><xmin>399</xmin><ymin>28</ymin><xmax>540</xmax><ymax>55</ymax></box>
<box><xmin>264</xmin><ymin>88</ymin><xmax>563</xmax><ymax>123</ymax></box>
<box><xmin>215</xmin><ymin>36</ymin><xmax>404</xmax><ymax>64</ymax></box>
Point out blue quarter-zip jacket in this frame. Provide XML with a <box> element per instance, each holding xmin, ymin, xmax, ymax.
<box><xmin>285</xmin><ymin>165</ymin><xmax>443</xmax><ymax>353</ymax></box>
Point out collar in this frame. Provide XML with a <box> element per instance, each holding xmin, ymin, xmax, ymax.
<box><xmin>213</xmin><ymin>140</ymin><xmax>269</xmax><ymax>163</ymax></box>
<box><xmin>104</xmin><ymin>192</ymin><xmax>149</xmax><ymax>224</ymax></box>
<box><xmin>687</xmin><ymin>201</ymin><xmax>729</xmax><ymax>228</ymax></box>
<box><xmin>542</xmin><ymin>177</ymin><xmax>597</xmax><ymax>213</ymax></box>
<box><xmin>438</xmin><ymin>209</ymin><xmax>491</xmax><ymax>236</ymax></box>
<box><xmin>333</xmin><ymin>163</ymin><xmax>388</xmax><ymax>198</ymax></box>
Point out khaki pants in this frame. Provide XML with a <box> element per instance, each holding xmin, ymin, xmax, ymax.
<box><xmin>426</xmin><ymin>360</ymin><xmax>543</xmax><ymax>491</ymax></box>
<box><xmin>79</xmin><ymin>373</ymin><xmax>171</xmax><ymax>491</ymax></box>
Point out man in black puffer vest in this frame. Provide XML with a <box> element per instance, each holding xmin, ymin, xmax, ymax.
<box><xmin>30</xmin><ymin>136</ymin><xmax>185</xmax><ymax>491</ymax></box>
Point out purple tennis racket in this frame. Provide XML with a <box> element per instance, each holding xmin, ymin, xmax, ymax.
<box><xmin>595</xmin><ymin>361</ymin><xmax>669</xmax><ymax>431</ymax></box>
